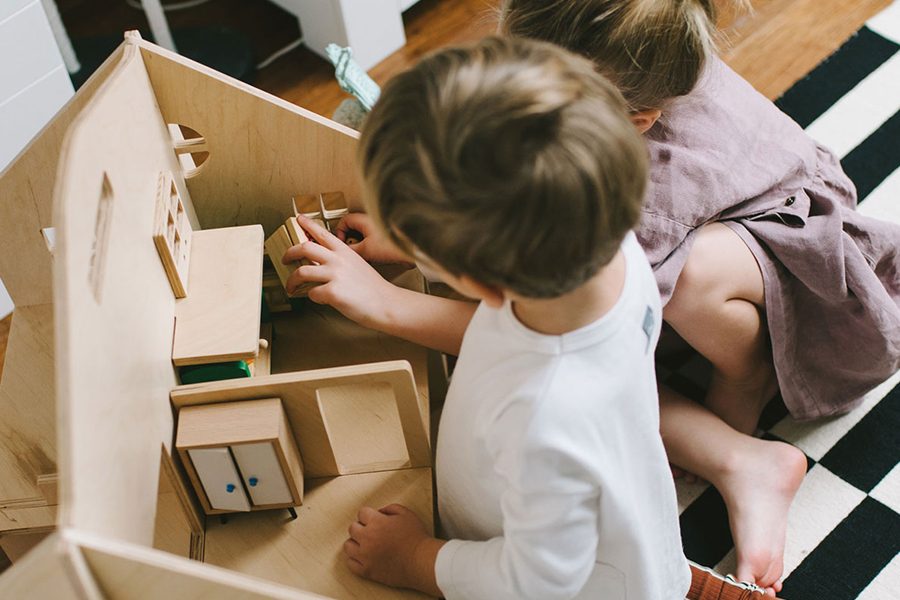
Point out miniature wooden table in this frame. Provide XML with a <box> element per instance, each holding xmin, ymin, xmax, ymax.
<box><xmin>172</xmin><ymin>225</ymin><xmax>264</xmax><ymax>366</ymax></box>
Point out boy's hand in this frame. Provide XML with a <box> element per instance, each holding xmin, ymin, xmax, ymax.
<box><xmin>344</xmin><ymin>504</ymin><xmax>445</xmax><ymax>597</ymax></box>
<box><xmin>335</xmin><ymin>213</ymin><xmax>416</xmax><ymax>268</ymax></box>
<box><xmin>282</xmin><ymin>215</ymin><xmax>400</xmax><ymax>328</ymax></box>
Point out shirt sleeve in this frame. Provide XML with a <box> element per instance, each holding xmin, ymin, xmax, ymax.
<box><xmin>434</xmin><ymin>401</ymin><xmax>602</xmax><ymax>600</ymax></box>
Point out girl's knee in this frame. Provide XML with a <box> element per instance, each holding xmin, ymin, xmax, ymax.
<box><xmin>666</xmin><ymin>239</ymin><xmax>721</xmax><ymax>320</ymax></box>
<box><xmin>670</xmin><ymin>224</ymin><xmax>764</xmax><ymax>313</ymax></box>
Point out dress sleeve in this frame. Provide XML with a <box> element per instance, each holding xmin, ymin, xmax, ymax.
<box><xmin>434</xmin><ymin>401</ymin><xmax>602</xmax><ymax>600</ymax></box>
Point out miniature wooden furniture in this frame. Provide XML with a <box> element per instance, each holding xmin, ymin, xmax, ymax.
<box><xmin>176</xmin><ymin>398</ymin><xmax>304</xmax><ymax>515</ymax></box>
<box><xmin>0</xmin><ymin>32</ymin><xmax>435</xmax><ymax>600</ymax></box>
<box><xmin>171</xmin><ymin>225</ymin><xmax>264</xmax><ymax>366</ymax></box>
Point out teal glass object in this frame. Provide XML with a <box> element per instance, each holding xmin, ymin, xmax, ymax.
<box><xmin>326</xmin><ymin>44</ymin><xmax>381</xmax><ymax>111</ymax></box>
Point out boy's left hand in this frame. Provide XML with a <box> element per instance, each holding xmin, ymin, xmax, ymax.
<box><xmin>344</xmin><ymin>504</ymin><xmax>445</xmax><ymax>596</ymax></box>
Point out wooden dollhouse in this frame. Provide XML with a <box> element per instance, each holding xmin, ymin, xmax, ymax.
<box><xmin>0</xmin><ymin>32</ymin><xmax>436</xmax><ymax>600</ymax></box>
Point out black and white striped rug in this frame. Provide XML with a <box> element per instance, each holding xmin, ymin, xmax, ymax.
<box><xmin>670</xmin><ymin>3</ymin><xmax>900</xmax><ymax>598</ymax></box>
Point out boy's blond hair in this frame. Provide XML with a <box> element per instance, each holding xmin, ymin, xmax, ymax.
<box><xmin>501</xmin><ymin>0</ymin><xmax>723</xmax><ymax>111</ymax></box>
<box><xmin>357</xmin><ymin>37</ymin><xmax>647</xmax><ymax>299</ymax></box>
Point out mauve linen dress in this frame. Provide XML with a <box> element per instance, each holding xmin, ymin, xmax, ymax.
<box><xmin>639</xmin><ymin>57</ymin><xmax>900</xmax><ymax>420</ymax></box>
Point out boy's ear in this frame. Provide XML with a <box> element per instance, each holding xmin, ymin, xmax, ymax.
<box><xmin>459</xmin><ymin>275</ymin><xmax>506</xmax><ymax>308</ymax></box>
<box><xmin>630</xmin><ymin>109</ymin><xmax>662</xmax><ymax>133</ymax></box>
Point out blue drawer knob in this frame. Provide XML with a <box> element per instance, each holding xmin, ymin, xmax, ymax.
<box><xmin>249</xmin><ymin>477</ymin><xmax>258</xmax><ymax>487</ymax></box>
<box><xmin>225</xmin><ymin>484</ymin><xmax>235</xmax><ymax>493</ymax></box>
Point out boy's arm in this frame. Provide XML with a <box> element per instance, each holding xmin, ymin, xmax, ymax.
<box><xmin>432</xmin><ymin>450</ymin><xmax>601</xmax><ymax>600</ymax></box>
<box><xmin>344</xmin><ymin>405</ymin><xmax>602</xmax><ymax>600</ymax></box>
<box><xmin>282</xmin><ymin>215</ymin><xmax>475</xmax><ymax>355</ymax></box>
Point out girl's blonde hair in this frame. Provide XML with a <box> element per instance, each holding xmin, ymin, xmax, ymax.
<box><xmin>358</xmin><ymin>37</ymin><xmax>648</xmax><ymax>298</ymax></box>
<box><xmin>501</xmin><ymin>0</ymin><xmax>723</xmax><ymax>111</ymax></box>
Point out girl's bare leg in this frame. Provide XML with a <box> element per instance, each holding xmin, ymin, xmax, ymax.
<box><xmin>659</xmin><ymin>384</ymin><xmax>807</xmax><ymax>596</ymax></box>
<box><xmin>664</xmin><ymin>223</ymin><xmax>779</xmax><ymax>434</ymax></box>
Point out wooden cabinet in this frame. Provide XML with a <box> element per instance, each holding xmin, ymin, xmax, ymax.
<box><xmin>176</xmin><ymin>398</ymin><xmax>303</xmax><ymax>515</ymax></box>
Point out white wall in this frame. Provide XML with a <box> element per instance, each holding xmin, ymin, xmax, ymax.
<box><xmin>0</xmin><ymin>0</ymin><xmax>74</xmax><ymax>317</ymax></box>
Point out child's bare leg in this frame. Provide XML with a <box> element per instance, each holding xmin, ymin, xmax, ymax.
<box><xmin>664</xmin><ymin>223</ymin><xmax>778</xmax><ymax>434</ymax></box>
<box><xmin>659</xmin><ymin>384</ymin><xmax>806</xmax><ymax>595</ymax></box>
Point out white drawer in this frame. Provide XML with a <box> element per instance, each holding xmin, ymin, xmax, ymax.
<box><xmin>231</xmin><ymin>442</ymin><xmax>294</xmax><ymax>506</ymax></box>
<box><xmin>189</xmin><ymin>447</ymin><xmax>251</xmax><ymax>512</ymax></box>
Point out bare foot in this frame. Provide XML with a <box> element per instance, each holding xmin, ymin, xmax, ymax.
<box><xmin>716</xmin><ymin>439</ymin><xmax>806</xmax><ymax>593</ymax></box>
<box><xmin>705</xmin><ymin>359</ymin><xmax>780</xmax><ymax>435</ymax></box>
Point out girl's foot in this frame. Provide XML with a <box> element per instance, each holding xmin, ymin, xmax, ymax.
<box><xmin>717</xmin><ymin>438</ymin><xmax>807</xmax><ymax>594</ymax></box>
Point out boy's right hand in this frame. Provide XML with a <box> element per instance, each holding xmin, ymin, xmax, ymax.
<box><xmin>335</xmin><ymin>213</ymin><xmax>416</xmax><ymax>268</ymax></box>
<box><xmin>283</xmin><ymin>215</ymin><xmax>401</xmax><ymax>328</ymax></box>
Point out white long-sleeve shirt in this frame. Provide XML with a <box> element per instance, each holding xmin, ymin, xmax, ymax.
<box><xmin>434</xmin><ymin>233</ymin><xmax>691</xmax><ymax>600</ymax></box>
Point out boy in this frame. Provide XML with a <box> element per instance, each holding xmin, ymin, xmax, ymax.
<box><xmin>284</xmin><ymin>37</ymin><xmax>691</xmax><ymax>599</ymax></box>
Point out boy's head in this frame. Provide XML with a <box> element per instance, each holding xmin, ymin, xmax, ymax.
<box><xmin>357</xmin><ymin>36</ymin><xmax>647</xmax><ymax>300</ymax></box>
<box><xmin>501</xmin><ymin>0</ymin><xmax>720</xmax><ymax>112</ymax></box>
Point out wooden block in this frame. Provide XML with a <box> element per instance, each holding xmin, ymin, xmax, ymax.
<box><xmin>176</xmin><ymin>398</ymin><xmax>304</xmax><ymax>514</ymax></box>
<box><xmin>292</xmin><ymin>192</ymin><xmax>349</xmax><ymax>234</ymax></box>
<box><xmin>264</xmin><ymin>224</ymin><xmax>320</xmax><ymax>299</ymax></box>
<box><xmin>291</xmin><ymin>191</ymin><xmax>347</xmax><ymax>217</ymax></box>
<box><xmin>265</xmin><ymin>225</ymin><xmax>300</xmax><ymax>295</ymax></box>
<box><xmin>283</xmin><ymin>215</ymin><xmax>308</xmax><ymax>244</ymax></box>
<box><xmin>172</xmin><ymin>226</ymin><xmax>264</xmax><ymax>366</ymax></box>
<box><xmin>152</xmin><ymin>171</ymin><xmax>192</xmax><ymax>298</ymax></box>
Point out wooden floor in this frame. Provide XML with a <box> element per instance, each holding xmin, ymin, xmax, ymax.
<box><xmin>0</xmin><ymin>0</ymin><xmax>892</xmax><ymax>381</ymax></box>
